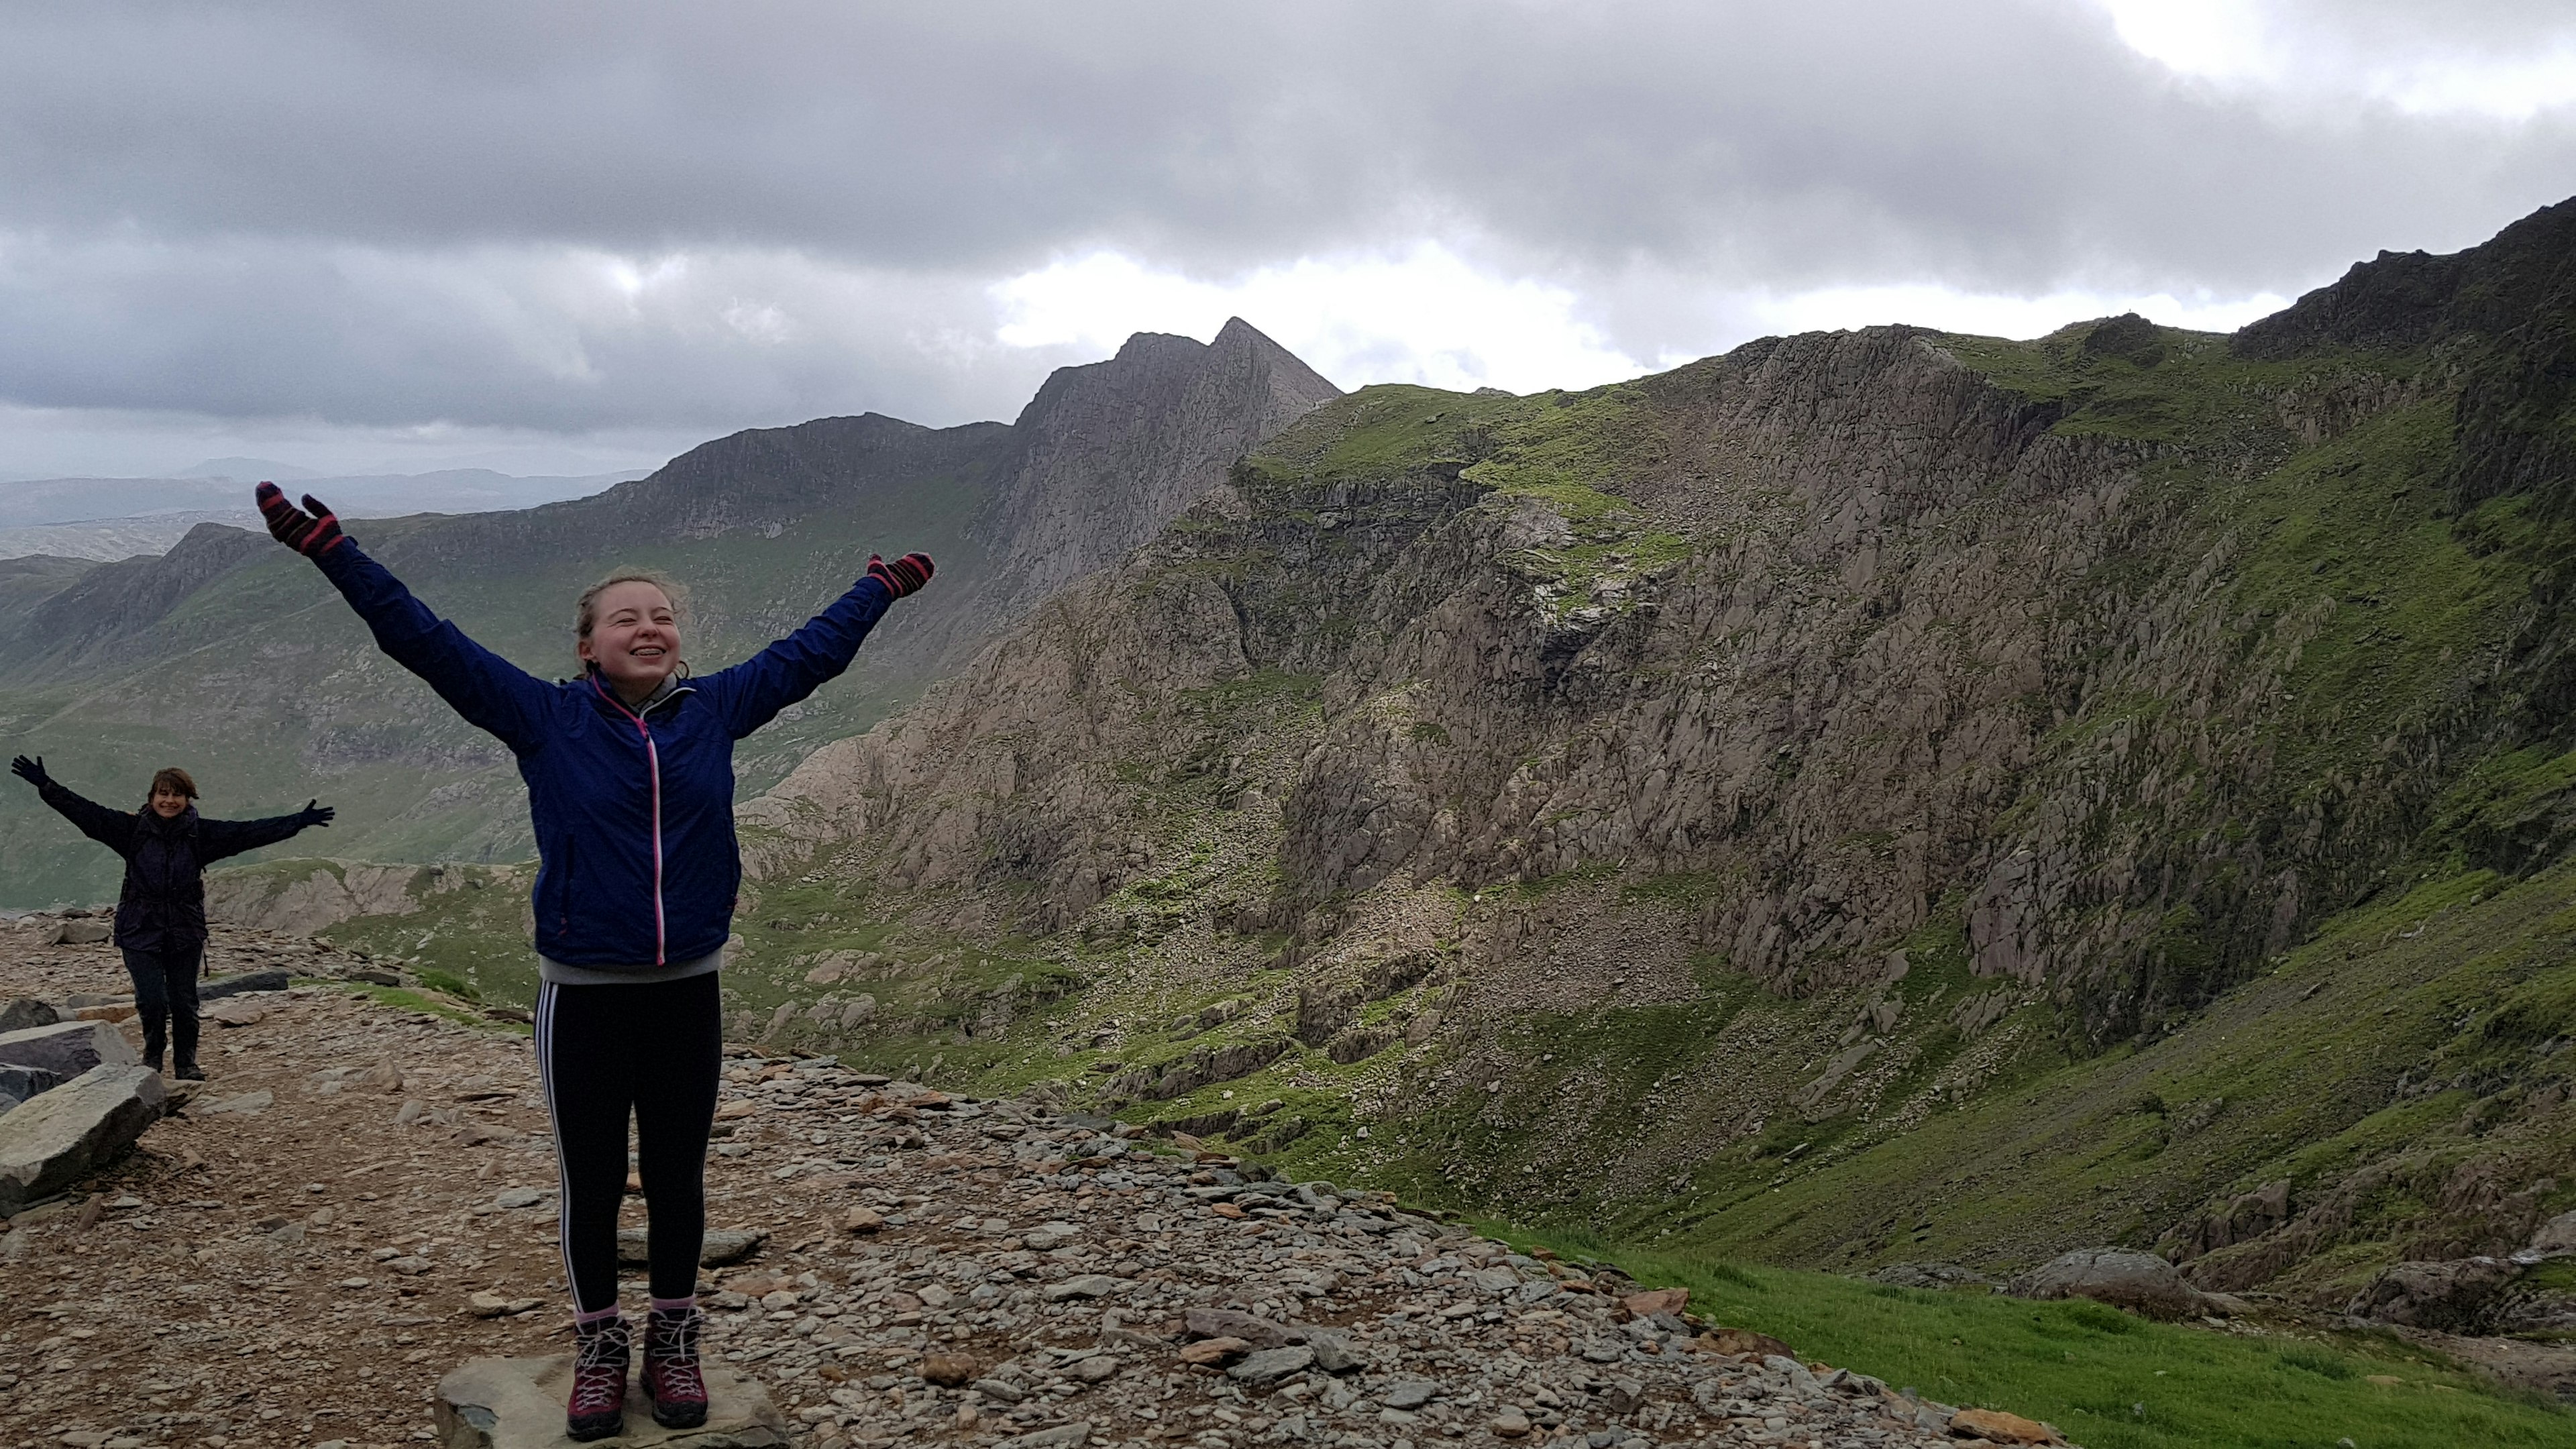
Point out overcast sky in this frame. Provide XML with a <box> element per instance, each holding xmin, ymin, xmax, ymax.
<box><xmin>1</xmin><ymin>0</ymin><xmax>2571</xmax><ymax>479</ymax></box>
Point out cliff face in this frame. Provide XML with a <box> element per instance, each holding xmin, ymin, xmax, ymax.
<box><xmin>736</xmin><ymin>201</ymin><xmax>2576</xmax><ymax>1291</ymax></box>
<box><xmin>0</xmin><ymin>322</ymin><xmax>1334</xmax><ymax>906</ymax></box>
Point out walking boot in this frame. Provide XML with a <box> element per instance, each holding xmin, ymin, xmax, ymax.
<box><xmin>643</xmin><ymin>1303</ymin><xmax>710</xmax><ymax>1428</ymax></box>
<box><xmin>565</xmin><ymin>1314</ymin><xmax>631</xmax><ymax>1441</ymax></box>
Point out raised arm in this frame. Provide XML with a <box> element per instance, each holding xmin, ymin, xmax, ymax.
<box><xmin>200</xmin><ymin>799</ymin><xmax>334</xmax><ymax>863</ymax></box>
<box><xmin>258</xmin><ymin>486</ymin><xmax>557</xmax><ymax>754</ymax></box>
<box><xmin>703</xmin><ymin>553</ymin><xmax>932</xmax><ymax>739</ymax></box>
<box><xmin>10</xmin><ymin>755</ymin><xmax>138</xmax><ymax>858</ymax></box>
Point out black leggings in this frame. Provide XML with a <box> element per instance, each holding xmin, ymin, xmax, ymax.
<box><xmin>120</xmin><ymin>943</ymin><xmax>202</xmax><ymax>1071</ymax></box>
<box><xmin>535</xmin><ymin>973</ymin><xmax>722</xmax><ymax>1313</ymax></box>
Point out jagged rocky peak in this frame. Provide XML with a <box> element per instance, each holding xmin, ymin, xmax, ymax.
<box><xmin>2233</xmin><ymin>194</ymin><xmax>2576</xmax><ymax>361</ymax></box>
<box><xmin>981</xmin><ymin>317</ymin><xmax>1341</xmax><ymax>610</ymax></box>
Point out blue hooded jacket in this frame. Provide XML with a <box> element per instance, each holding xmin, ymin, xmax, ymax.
<box><xmin>315</xmin><ymin>541</ymin><xmax>896</xmax><ymax>969</ymax></box>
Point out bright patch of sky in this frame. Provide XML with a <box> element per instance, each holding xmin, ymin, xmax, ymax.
<box><xmin>994</xmin><ymin>247</ymin><xmax>1647</xmax><ymax>395</ymax></box>
<box><xmin>994</xmin><ymin>248</ymin><xmax>2293</xmax><ymax>395</ymax></box>
<box><xmin>2094</xmin><ymin>0</ymin><xmax>2576</xmax><ymax>120</ymax></box>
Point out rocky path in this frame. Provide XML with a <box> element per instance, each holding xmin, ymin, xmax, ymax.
<box><xmin>1</xmin><ymin>925</ymin><xmax>2061</xmax><ymax>1449</ymax></box>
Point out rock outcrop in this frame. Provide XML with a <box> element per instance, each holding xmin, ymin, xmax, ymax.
<box><xmin>0</xmin><ymin>1062</ymin><xmax>164</xmax><ymax>1215</ymax></box>
<box><xmin>2006</xmin><ymin>1248</ymin><xmax>2218</xmax><ymax>1322</ymax></box>
<box><xmin>0</xmin><ymin>1018</ymin><xmax>140</xmax><ymax>1079</ymax></box>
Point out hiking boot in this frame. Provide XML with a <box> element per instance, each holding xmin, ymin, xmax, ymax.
<box><xmin>643</xmin><ymin>1305</ymin><xmax>710</xmax><ymax>1429</ymax></box>
<box><xmin>565</xmin><ymin>1315</ymin><xmax>630</xmax><ymax>1441</ymax></box>
<box><xmin>174</xmin><ymin>1062</ymin><xmax>206</xmax><ymax>1081</ymax></box>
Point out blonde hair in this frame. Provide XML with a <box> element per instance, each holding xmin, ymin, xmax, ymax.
<box><xmin>574</xmin><ymin>570</ymin><xmax>689</xmax><ymax>661</ymax></box>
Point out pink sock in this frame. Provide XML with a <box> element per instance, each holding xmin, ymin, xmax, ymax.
<box><xmin>574</xmin><ymin>1303</ymin><xmax>623</xmax><ymax>1327</ymax></box>
<box><xmin>649</xmin><ymin>1295</ymin><xmax>697</xmax><ymax>1314</ymax></box>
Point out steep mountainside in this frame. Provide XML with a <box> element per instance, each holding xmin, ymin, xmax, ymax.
<box><xmin>0</xmin><ymin>321</ymin><xmax>1334</xmax><ymax>907</ymax></box>
<box><xmin>692</xmin><ymin>199</ymin><xmax>2576</xmax><ymax>1303</ymax></box>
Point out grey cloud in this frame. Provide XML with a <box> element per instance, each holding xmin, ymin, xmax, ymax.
<box><xmin>3</xmin><ymin>1</ymin><xmax>2565</xmax><ymax>280</ymax></box>
<box><xmin>0</xmin><ymin>0</ymin><xmax>2572</xmax><ymax>442</ymax></box>
<box><xmin>0</xmin><ymin>233</ymin><xmax>1087</xmax><ymax>431</ymax></box>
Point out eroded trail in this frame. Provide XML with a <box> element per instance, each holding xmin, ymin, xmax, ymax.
<box><xmin>1</xmin><ymin>925</ymin><xmax>2040</xmax><ymax>1449</ymax></box>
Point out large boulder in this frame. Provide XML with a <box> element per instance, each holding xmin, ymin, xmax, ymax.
<box><xmin>0</xmin><ymin>1064</ymin><xmax>164</xmax><ymax>1216</ymax></box>
<box><xmin>2006</xmin><ymin>1248</ymin><xmax>2216</xmax><ymax>1320</ymax></box>
<box><xmin>435</xmin><ymin>1353</ymin><xmax>784</xmax><ymax>1449</ymax></box>
<box><xmin>2345</xmin><ymin>1257</ymin><xmax>2522</xmax><ymax>1332</ymax></box>
<box><xmin>2528</xmin><ymin>1210</ymin><xmax>2576</xmax><ymax>1256</ymax></box>
<box><xmin>0</xmin><ymin>1019</ymin><xmax>138</xmax><ymax>1079</ymax></box>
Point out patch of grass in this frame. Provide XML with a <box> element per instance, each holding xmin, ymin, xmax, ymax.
<box><xmin>1499</xmin><ymin>1238</ymin><xmax>2569</xmax><ymax>1449</ymax></box>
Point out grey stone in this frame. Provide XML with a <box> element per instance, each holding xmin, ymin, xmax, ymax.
<box><xmin>0</xmin><ymin>1020</ymin><xmax>138</xmax><ymax>1081</ymax></box>
<box><xmin>492</xmin><ymin>1186</ymin><xmax>543</xmax><ymax>1210</ymax></box>
<box><xmin>202</xmin><ymin>1089</ymin><xmax>274</xmax><ymax>1116</ymax></box>
<box><xmin>2006</xmin><ymin>1247</ymin><xmax>2215</xmax><ymax>1321</ymax></box>
<box><xmin>53</xmin><ymin>920</ymin><xmax>111</xmax><ymax>945</ymax></box>
<box><xmin>1380</xmin><ymin>1379</ymin><xmax>1437</xmax><ymax>1409</ymax></box>
<box><xmin>434</xmin><ymin>1352</ymin><xmax>784</xmax><ymax>1449</ymax></box>
<box><xmin>0</xmin><ymin>1065</ymin><xmax>165</xmax><ymax>1216</ymax></box>
<box><xmin>1182</xmin><ymin>1306</ymin><xmax>1295</xmax><ymax>1348</ymax></box>
<box><xmin>1069</xmin><ymin>1354</ymin><xmax>1119</xmax><ymax>1383</ymax></box>
<box><xmin>200</xmin><ymin>971</ymin><xmax>292</xmax><ymax>1002</ymax></box>
<box><xmin>1042</xmin><ymin>1273</ymin><xmax>1122</xmax><ymax>1300</ymax></box>
<box><xmin>0</xmin><ymin>998</ymin><xmax>62</xmax><ymax>1033</ymax></box>
<box><xmin>1226</xmin><ymin>1346</ymin><xmax>1314</xmax><ymax>1383</ymax></box>
<box><xmin>1299</xmin><ymin>1326</ymin><xmax>1360</xmax><ymax>1373</ymax></box>
<box><xmin>0</xmin><ymin>1065</ymin><xmax>63</xmax><ymax>1108</ymax></box>
<box><xmin>617</xmin><ymin>1227</ymin><xmax>767</xmax><ymax>1267</ymax></box>
<box><xmin>997</xmin><ymin>1424</ymin><xmax>1091</xmax><ymax>1449</ymax></box>
<box><xmin>2345</xmin><ymin>1257</ymin><xmax>2522</xmax><ymax>1332</ymax></box>
<box><xmin>969</xmin><ymin>1378</ymin><xmax>1026</xmax><ymax>1403</ymax></box>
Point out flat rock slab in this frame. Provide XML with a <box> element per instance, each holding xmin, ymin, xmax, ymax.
<box><xmin>0</xmin><ymin>1064</ymin><xmax>164</xmax><ymax>1216</ymax></box>
<box><xmin>616</xmin><ymin>1227</ymin><xmax>767</xmax><ymax>1267</ymax></box>
<box><xmin>200</xmin><ymin>970</ymin><xmax>292</xmax><ymax>1001</ymax></box>
<box><xmin>0</xmin><ymin>1018</ymin><xmax>138</xmax><ymax>1080</ymax></box>
<box><xmin>435</xmin><ymin>1352</ymin><xmax>785</xmax><ymax>1449</ymax></box>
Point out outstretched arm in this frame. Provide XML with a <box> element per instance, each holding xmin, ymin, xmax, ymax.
<box><xmin>10</xmin><ymin>755</ymin><xmax>138</xmax><ymax>858</ymax></box>
<box><xmin>704</xmin><ymin>553</ymin><xmax>932</xmax><ymax>739</ymax></box>
<box><xmin>201</xmin><ymin>800</ymin><xmax>334</xmax><ymax>863</ymax></box>
<box><xmin>257</xmin><ymin>486</ymin><xmax>556</xmax><ymax>754</ymax></box>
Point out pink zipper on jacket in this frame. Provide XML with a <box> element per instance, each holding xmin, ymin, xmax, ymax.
<box><xmin>590</xmin><ymin>676</ymin><xmax>667</xmax><ymax>965</ymax></box>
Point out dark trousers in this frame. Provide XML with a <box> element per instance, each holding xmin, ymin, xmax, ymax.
<box><xmin>534</xmin><ymin>973</ymin><xmax>722</xmax><ymax>1313</ymax></box>
<box><xmin>119</xmin><ymin>943</ymin><xmax>202</xmax><ymax>1072</ymax></box>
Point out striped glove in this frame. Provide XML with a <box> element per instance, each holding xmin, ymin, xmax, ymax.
<box><xmin>867</xmin><ymin>552</ymin><xmax>934</xmax><ymax>598</ymax></box>
<box><xmin>254</xmin><ymin>483</ymin><xmax>346</xmax><ymax>557</ymax></box>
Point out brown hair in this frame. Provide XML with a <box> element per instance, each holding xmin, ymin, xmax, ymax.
<box><xmin>574</xmin><ymin>570</ymin><xmax>688</xmax><ymax>660</ymax></box>
<box><xmin>150</xmin><ymin>767</ymin><xmax>198</xmax><ymax>800</ymax></box>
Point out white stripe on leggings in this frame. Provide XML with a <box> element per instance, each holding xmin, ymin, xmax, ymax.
<box><xmin>533</xmin><ymin>981</ymin><xmax>589</xmax><ymax>1315</ymax></box>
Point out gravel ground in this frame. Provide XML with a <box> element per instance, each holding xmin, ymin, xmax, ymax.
<box><xmin>0</xmin><ymin>923</ymin><xmax>2056</xmax><ymax>1449</ymax></box>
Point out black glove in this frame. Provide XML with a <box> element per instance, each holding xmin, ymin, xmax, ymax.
<box><xmin>297</xmin><ymin>799</ymin><xmax>335</xmax><ymax>828</ymax></box>
<box><xmin>9</xmin><ymin>754</ymin><xmax>47</xmax><ymax>788</ymax></box>
<box><xmin>255</xmin><ymin>483</ymin><xmax>347</xmax><ymax>557</ymax></box>
<box><xmin>867</xmin><ymin>551</ymin><xmax>934</xmax><ymax>598</ymax></box>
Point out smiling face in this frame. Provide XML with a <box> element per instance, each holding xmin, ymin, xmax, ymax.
<box><xmin>577</xmin><ymin>579</ymin><xmax>682</xmax><ymax>701</ymax></box>
<box><xmin>150</xmin><ymin>786</ymin><xmax>189</xmax><ymax>818</ymax></box>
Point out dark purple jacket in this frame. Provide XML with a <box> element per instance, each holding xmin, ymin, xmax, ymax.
<box><xmin>34</xmin><ymin>783</ymin><xmax>315</xmax><ymax>953</ymax></box>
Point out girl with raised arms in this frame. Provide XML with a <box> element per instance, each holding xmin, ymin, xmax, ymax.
<box><xmin>253</xmin><ymin>483</ymin><xmax>932</xmax><ymax>1440</ymax></box>
<box><xmin>8</xmin><ymin>758</ymin><xmax>332</xmax><ymax>1081</ymax></box>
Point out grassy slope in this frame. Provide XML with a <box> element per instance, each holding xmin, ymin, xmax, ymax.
<box><xmin>1532</xmin><ymin>1245</ymin><xmax>2573</xmax><ymax>1449</ymax></box>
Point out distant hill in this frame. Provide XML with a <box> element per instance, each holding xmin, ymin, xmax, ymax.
<box><xmin>0</xmin><ymin>320</ymin><xmax>1337</xmax><ymax>906</ymax></box>
<box><xmin>0</xmin><ymin>468</ymin><xmax>651</xmax><ymax>561</ymax></box>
